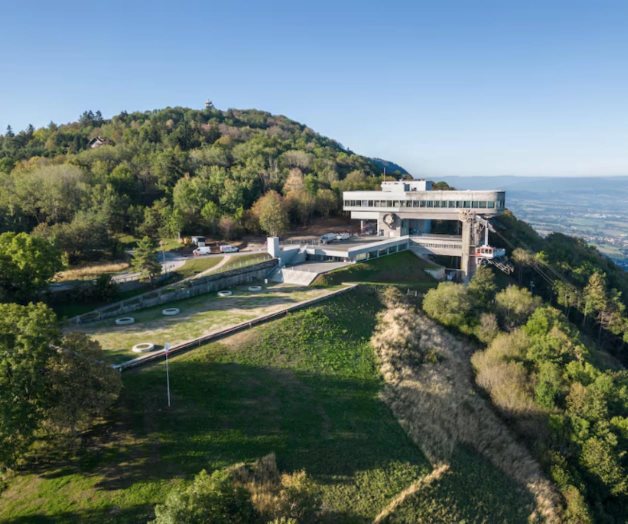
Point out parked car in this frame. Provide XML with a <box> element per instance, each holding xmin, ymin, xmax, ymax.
<box><xmin>335</xmin><ymin>232</ymin><xmax>351</xmax><ymax>241</ymax></box>
<box><xmin>193</xmin><ymin>246</ymin><xmax>211</xmax><ymax>256</ymax></box>
<box><xmin>319</xmin><ymin>233</ymin><xmax>337</xmax><ymax>244</ymax></box>
<box><xmin>219</xmin><ymin>244</ymin><xmax>239</xmax><ymax>253</ymax></box>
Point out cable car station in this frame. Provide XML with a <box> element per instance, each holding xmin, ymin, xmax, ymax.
<box><xmin>341</xmin><ymin>180</ymin><xmax>509</xmax><ymax>279</ymax></box>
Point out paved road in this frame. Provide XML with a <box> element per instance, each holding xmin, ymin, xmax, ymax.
<box><xmin>49</xmin><ymin>247</ymin><xmax>268</xmax><ymax>293</ymax></box>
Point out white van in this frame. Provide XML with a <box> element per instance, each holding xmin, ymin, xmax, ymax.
<box><xmin>219</xmin><ymin>244</ymin><xmax>239</xmax><ymax>253</ymax></box>
<box><xmin>193</xmin><ymin>246</ymin><xmax>211</xmax><ymax>256</ymax></box>
<box><xmin>319</xmin><ymin>233</ymin><xmax>337</xmax><ymax>244</ymax></box>
<box><xmin>335</xmin><ymin>232</ymin><xmax>351</xmax><ymax>241</ymax></box>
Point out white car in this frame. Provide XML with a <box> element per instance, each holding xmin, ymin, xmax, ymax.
<box><xmin>219</xmin><ymin>244</ymin><xmax>239</xmax><ymax>253</ymax></box>
<box><xmin>335</xmin><ymin>232</ymin><xmax>351</xmax><ymax>241</ymax></box>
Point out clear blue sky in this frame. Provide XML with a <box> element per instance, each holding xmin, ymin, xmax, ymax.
<box><xmin>2</xmin><ymin>0</ymin><xmax>628</xmax><ymax>177</ymax></box>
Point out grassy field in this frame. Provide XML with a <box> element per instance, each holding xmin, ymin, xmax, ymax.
<box><xmin>314</xmin><ymin>251</ymin><xmax>437</xmax><ymax>288</ymax></box>
<box><xmin>171</xmin><ymin>255</ymin><xmax>224</xmax><ymax>279</ymax></box>
<box><xmin>385</xmin><ymin>445</ymin><xmax>533</xmax><ymax>523</ymax></box>
<box><xmin>67</xmin><ymin>284</ymin><xmax>340</xmax><ymax>364</ymax></box>
<box><xmin>220</xmin><ymin>252</ymin><xmax>271</xmax><ymax>271</ymax></box>
<box><xmin>1</xmin><ymin>287</ymin><xmax>430</xmax><ymax>522</ymax></box>
<box><xmin>1</xmin><ymin>287</ymin><xmax>536</xmax><ymax>523</ymax></box>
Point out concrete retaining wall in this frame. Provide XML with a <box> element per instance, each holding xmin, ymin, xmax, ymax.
<box><xmin>70</xmin><ymin>259</ymin><xmax>278</xmax><ymax>325</ymax></box>
<box><xmin>115</xmin><ymin>284</ymin><xmax>358</xmax><ymax>371</ymax></box>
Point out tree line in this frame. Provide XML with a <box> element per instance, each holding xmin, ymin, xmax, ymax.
<box><xmin>423</xmin><ymin>266</ymin><xmax>627</xmax><ymax>522</ymax></box>
<box><xmin>0</xmin><ymin>106</ymin><xmax>402</xmax><ymax>263</ymax></box>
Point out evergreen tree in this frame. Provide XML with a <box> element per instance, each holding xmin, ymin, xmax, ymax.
<box><xmin>131</xmin><ymin>236</ymin><xmax>162</xmax><ymax>282</ymax></box>
<box><xmin>583</xmin><ymin>272</ymin><xmax>607</xmax><ymax>327</ymax></box>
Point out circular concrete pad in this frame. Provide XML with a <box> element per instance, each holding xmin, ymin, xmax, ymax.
<box><xmin>132</xmin><ymin>342</ymin><xmax>155</xmax><ymax>353</ymax></box>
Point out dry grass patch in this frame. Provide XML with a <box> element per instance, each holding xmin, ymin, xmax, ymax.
<box><xmin>371</xmin><ymin>288</ymin><xmax>562</xmax><ymax>523</ymax></box>
<box><xmin>54</xmin><ymin>262</ymin><xmax>130</xmax><ymax>281</ymax></box>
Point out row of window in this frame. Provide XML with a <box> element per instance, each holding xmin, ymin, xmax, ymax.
<box><xmin>414</xmin><ymin>242</ymin><xmax>461</xmax><ymax>250</ymax></box>
<box><xmin>343</xmin><ymin>199</ymin><xmax>505</xmax><ymax>209</ymax></box>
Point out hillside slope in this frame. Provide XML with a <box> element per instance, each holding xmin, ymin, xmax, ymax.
<box><xmin>0</xmin><ymin>106</ymin><xmax>396</xmax><ymax>260</ymax></box>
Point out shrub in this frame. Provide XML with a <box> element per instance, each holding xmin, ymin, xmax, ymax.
<box><xmin>475</xmin><ymin>312</ymin><xmax>500</xmax><ymax>343</ymax></box>
<box><xmin>152</xmin><ymin>469</ymin><xmax>260</xmax><ymax>524</ymax></box>
<box><xmin>271</xmin><ymin>471</ymin><xmax>321</xmax><ymax>523</ymax></box>
<box><xmin>495</xmin><ymin>285</ymin><xmax>542</xmax><ymax>330</ymax></box>
<box><xmin>422</xmin><ymin>282</ymin><xmax>473</xmax><ymax>331</ymax></box>
<box><xmin>154</xmin><ymin>454</ymin><xmax>321</xmax><ymax>524</ymax></box>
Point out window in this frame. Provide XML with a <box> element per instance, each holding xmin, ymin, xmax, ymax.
<box><xmin>463</xmin><ymin>201</ymin><xmax>471</xmax><ymax>208</ymax></box>
<box><xmin>427</xmin><ymin>200</ymin><xmax>434</xmax><ymax>207</ymax></box>
<box><xmin>479</xmin><ymin>201</ymin><xmax>487</xmax><ymax>208</ymax></box>
<box><xmin>448</xmin><ymin>201</ymin><xmax>456</xmax><ymax>208</ymax></box>
<box><xmin>487</xmin><ymin>201</ymin><xmax>495</xmax><ymax>209</ymax></box>
<box><xmin>472</xmin><ymin>201</ymin><xmax>479</xmax><ymax>208</ymax></box>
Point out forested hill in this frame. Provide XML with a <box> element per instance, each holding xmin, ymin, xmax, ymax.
<box><xmin>0</xmin><ymin>105</ymin><xmax>404</xmax><ymax>259</ymax></box>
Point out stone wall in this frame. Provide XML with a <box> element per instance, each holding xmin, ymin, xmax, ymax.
<box><xmin>69</xmin><ymin>259</ymin><xmax>278</xmax><ymax>325</ymax></box>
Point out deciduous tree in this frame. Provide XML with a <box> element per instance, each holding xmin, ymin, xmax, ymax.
<box><xmin>0</xmin><ymin>231</ymin><xmax>62</xmax><ymax>302</ymax></box>
<box><xmin>251</xmin><ymin>190</ymin><xmax>288</xmax><ymax>237</ymax></box>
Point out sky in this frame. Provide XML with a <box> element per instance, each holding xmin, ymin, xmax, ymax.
<box><xmin>1</xmin><ymin>0</ymin><xmax>628</xmax><ymax>177</ymax></box>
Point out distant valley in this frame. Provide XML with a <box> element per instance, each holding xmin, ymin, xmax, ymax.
<box><xmin>442</xmin><ymin>176</ymin><xmax>628</xmax><ymax>270</ymax></box>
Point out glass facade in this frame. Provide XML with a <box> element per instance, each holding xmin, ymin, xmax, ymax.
<box><xmin>343</xmin><ymin>199</ymin><xmax>505</xmax><ymax>210</ymax></box>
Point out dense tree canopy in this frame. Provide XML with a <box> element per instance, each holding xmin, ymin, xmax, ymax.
<box><xmin>0</xmin><ymin>106</ymin><xmax>402</xmax><ymax>261</ymax></box>
<box><xmin>0</xmin><ymin>231</ymin><xmax>62</xmax><ymax>302</ymax></box>
<box><xmin>424</xmin><ymin>272</ymin><xmax>627</xmax><ymax>522</ymax></box>
<box><xmin>0</xmin><ymin>303</ymin><xmax>120</xmax><ymax>469</ymax></box>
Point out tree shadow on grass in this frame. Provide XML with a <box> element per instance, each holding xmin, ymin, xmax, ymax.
<box><xmin>12</xmin><ymin>357</ymin><xmax>537</xmax><ymax>523</ymax></box>
<box><xmin>15</xmin><ymin>360</ymin><xmax>428</xmax><ymax>523</ymax></box>
<box><xmin>90</xmin><ymin>361</ymin><xmax>428</xmax><ymax>491</ymax></box>
<box><xmin>3</xmin><ymin>504</ymin><xmax>153</xmax><ymax>524</ymax></box>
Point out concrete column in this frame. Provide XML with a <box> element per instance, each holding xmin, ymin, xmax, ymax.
<box><xmin>460</xmin><ymin>219</ymin><xmax>475</xmax><ymax>281</ymax></box>
<box><xmin>267</xmin><ymin>237</ymin><xmax>281</xmax><ymax>259</ymax></box>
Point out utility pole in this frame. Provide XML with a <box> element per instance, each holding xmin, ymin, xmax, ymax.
<box><xmin>165</xmin><ymin>343</ymin><xmax>171</xmax><ymax>407</ymax></box>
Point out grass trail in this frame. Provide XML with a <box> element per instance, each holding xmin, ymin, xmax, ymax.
<box><xmin>372</xmin><ymin>463</ymin><xmax>450</xmax><ymax>524</ymax></box>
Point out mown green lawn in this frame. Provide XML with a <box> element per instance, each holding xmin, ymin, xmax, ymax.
<box><xmin>68</xmin><ymin>284</ymin><xmax>338</xmax><ymax>364</ymax></box>
<box><xmin>315</xmin><ymin>251</ymin><xmax>438</xmax><ymax>289</ymax></box>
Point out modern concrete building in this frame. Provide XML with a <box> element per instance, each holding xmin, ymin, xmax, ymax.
<box><xmin>343</xmin><ymin>180</ymin><xmax>507</xmax><ymax>279</ymax></box>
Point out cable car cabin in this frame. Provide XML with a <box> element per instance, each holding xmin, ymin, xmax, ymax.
<box><xmin>474</xmin><ymin>245</ymin><xmax>506</xmax><ymax>260</ymax></box>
